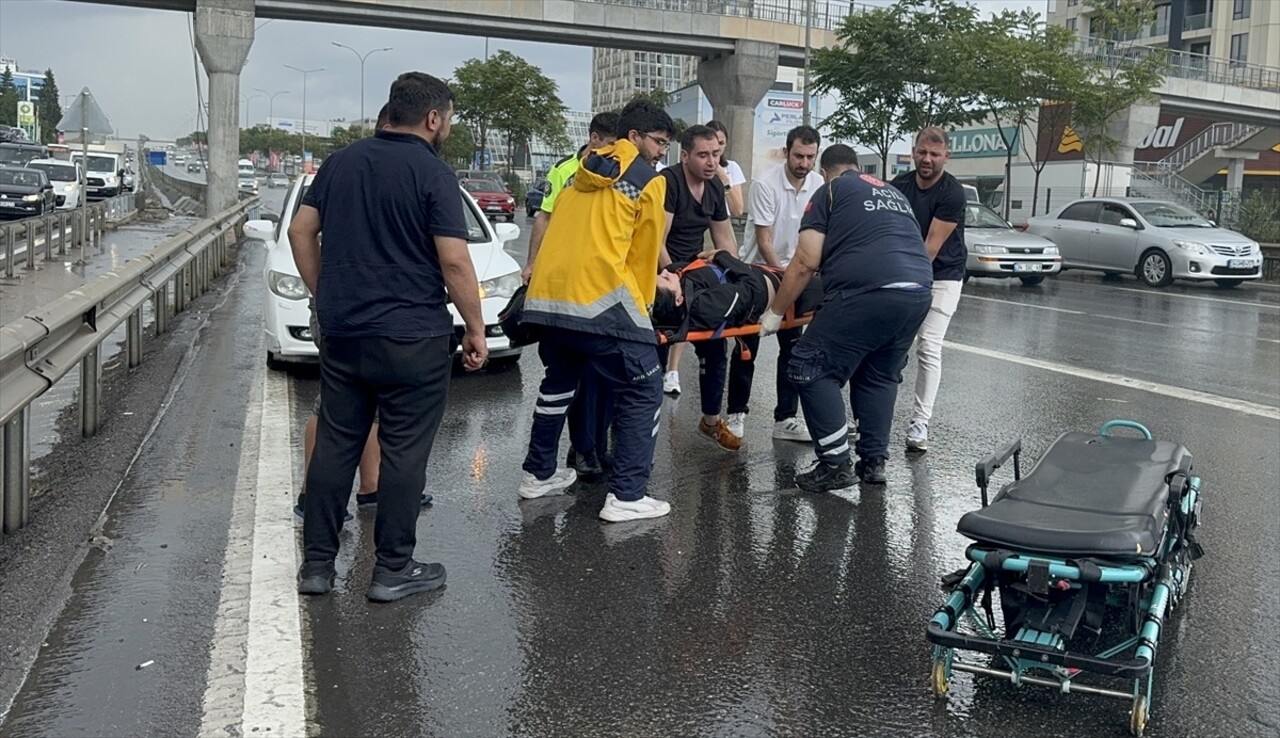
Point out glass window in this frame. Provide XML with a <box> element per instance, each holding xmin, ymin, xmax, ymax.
<box><xmin>965</xmin><ymin>203</ymin><xmax>1013</xmax><ymax>229</ymax></box>
<box><xmin>1066</xmin><ymin>17</ymin><xmax>1077</xmax><ymax>31</ymax></box>
<box><xmin>1132</xmin><ymin>201</ymin><xmax>1213</xmax><ymax>227</ymax></box>
<box><xmin>1059</xmin><ymin>201</ymin><xmax>1100</xmax><ymax>222</ymax></box>
<box><xmin>1098</xmin><ymin>203</ymin><xmax>1136</xmax><ymax>226</ymax></box>
<box><xmin>1233</xmin><ymin>0</ymin><xmax>1250</xmax><ymax>19</ymax></box>
<box><xmin>1229</xmin><ymin>33</ymin><xmax>1248</xmax><ymax>64</ymax></box>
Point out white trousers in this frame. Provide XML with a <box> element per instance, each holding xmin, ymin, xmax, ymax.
<box><xmin>911</xmin><ymin>279</ymin><xmax>963</xmax><ymax>425</ymax></box>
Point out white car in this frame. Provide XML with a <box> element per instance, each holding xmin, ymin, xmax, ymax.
<box><xmin>238</xmin><ymin>175</ymin><xmax>259</xmax><ymax>196</ymax></box>
<box><xmin>26</xmin><ymin>159</ymin><xmax>82</xmax><ymax>210</ymax></box>
<box><xmin>964</xmin><ymin>202</ymin><xmax>1061</xmax><ymax>286</ymax></box>
<box><xmin>243</xmin><ymin>173</ymin><xmax>524</xmax><ymax>369</ymax></box>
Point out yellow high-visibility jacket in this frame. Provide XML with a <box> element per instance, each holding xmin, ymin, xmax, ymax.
<box><xmin>523</xmin><ymin>139</ymin><xmax>667</xmax><ymax>344</ymax></box>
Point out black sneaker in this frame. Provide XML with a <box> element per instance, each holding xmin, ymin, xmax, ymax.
<box><xmin>355</xmin><ymin>491</ymin><xmax>435</xmax><ymax>508</ymax></box>
<box><xmin>294</xmin><ymin>494</ymin><xmax>353</xmax><ymax>522</ymax></box>
<box><xmin>855</xmin><ymin>457</ymin><xmax>887</xmax><ymax>485</ymax></box>
<box><xmin>297</xmin><ymin>562</ymin><xmax>336</xmax><ymax>595</ymax></box>
<box><xmin>367</xmin><ymin>561</ymin><xmax>447</xmax><ymax>603</ymax></box>
<box><xmin>572</xmin><ymin>450</ymin><xmax>605</xmax><ymax>479</ymax></box>
<box><xmin>795</xmin><ymin>460</ymin><xmax>856</xmax><ymax>493</ymax></box>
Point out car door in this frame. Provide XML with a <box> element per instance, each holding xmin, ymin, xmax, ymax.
<box><xmin>1047</xmin><ymin>201</ymin><xmax>1101</xmax><ymax>267</ymax></box>
<box><xmin>1088</xmin><ymin>203</ymin><xmax>1143</xmax><ymax>271</ymax></box>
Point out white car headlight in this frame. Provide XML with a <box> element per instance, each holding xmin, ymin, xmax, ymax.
<box><xmin>479</xmin><ymin>271</ymin><xmax>521</xmax><ymax>300</ymax></box>
<box><xmin>22</xmin><ymin>194</ymin><xmax>40</xmax><ymax>202</ymax></box>
<box><xmin>1173</xmin><ymin>240</ymin><xmax>1211</xmax><ymax>255</ymax></box>
<box><xmin>505</xmin><ymin>196</ymin><xmax>515</xmax><ymax>204</ymax></box>
<box><xmin>268</xmin><ymin>270</ymin><xmax>309</xmax><ymax>300</ymax></box>
<box><xmin>973</xmin><ymin>244</ymin><xmax>1007</xmax><ymax>255</ymax></box>
<box><xmin>1042</xmin><ymin>245</ymin><xmax>1059</xmax><ymax>255</ymax></box>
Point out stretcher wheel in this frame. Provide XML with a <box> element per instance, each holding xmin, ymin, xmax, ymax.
<box><xmin>1129</xmin><ymin>695</ymin><xmax>1148</xmax><ymax>736</ymax></box>
<box><xmin>930</xmin><ymin>660</ymin><xmax>949</xmax><ymax>698</ymax></box>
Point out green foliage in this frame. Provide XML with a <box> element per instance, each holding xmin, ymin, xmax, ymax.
<box><xmin>0</xmin><ymin>68</ymin><xmax>18</xmax><ymax>128</ymax></box>
<box><xmin>812</xmin><ymin>0</ymin><xmax>985</xmax><ymax>173</ymax></box>
<box><xmin>36</xmin><ymin>69</ymin><xmax>61</xmax><ymax>144</ymax></box>
<box><xmin>452</xmin><ymin>50</ymin><xmax>569</xmax><ymax>174</ymax></box>
<box><xmin>439</xmin><ymin>123</ymin><xmax>476</xmax><ymax>170</ymax></box>
<box><xmin>1071</xmin><ymin>0</ymin><xmax>1167</xmax><ymax>194</ymax></box>
<box><xmin>1234</xmin><ymin>191</ymin><xmax>1280</xmax><ymax>244</ymax></box>
<box><xmin>503</xmin><ymin>170</ymin><xmax>527</xmax><ymax>202</ymax></box>
<box><xmin>967</xmin><ymin>10</ymin><xmax>1083</xmax><ymax>217</ymax></box>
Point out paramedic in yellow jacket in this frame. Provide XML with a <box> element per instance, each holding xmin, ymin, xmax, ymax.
<box><xmin>518</xmin><ymin>100</ymin><xmax>676</xmax><ymax>523</ymax></box>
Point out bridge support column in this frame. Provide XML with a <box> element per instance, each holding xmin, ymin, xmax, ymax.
<box><xmin>698</xmin><ymin>41</ymin><xmax>779</xmax><ymax>196</ymax></box>
<box><xmin>1215</xmin><ymin>148</ymin><xmax>1259</xmax><ymax>196</ymax></box>
<box><xmin>1104</xmin><ymin>102</ymin><xmax>1160</xmax><ymax>165</ymax></box>
<box><xmin>194</xmin><ymin>0</ymin><xmax>254</xmax><ymax>216</ymax></box>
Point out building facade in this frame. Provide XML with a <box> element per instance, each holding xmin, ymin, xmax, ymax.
<box><xmin>1048</xmin><ymin>0</ymin><xmax>1280</xmax><ymax>69</ymax></box>
<box><xmin>591</xmin><ymin>49</ymin><xmax>698</xmax><ymax>113</ymax></box>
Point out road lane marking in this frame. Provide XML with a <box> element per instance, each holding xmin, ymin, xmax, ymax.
<box><xmin>962</xmin><ymin>294</ymin><xmax>1280</xmax><ymax>344</ymax></box>
<box><xmin>944</xmin><ymin>340</ymin><xmax>1280</xmax><ymax>420</ymax></box>
<box><xmin>199</xmin><ymin>369</ymin><xmax>305</xmax><ymax>737</ymax></box>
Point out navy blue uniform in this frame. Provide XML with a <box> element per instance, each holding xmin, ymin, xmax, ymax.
<box><xmin>789</xmin><ymin>171</ymin><xmax>933</xmax><ymax>466</ymax></box>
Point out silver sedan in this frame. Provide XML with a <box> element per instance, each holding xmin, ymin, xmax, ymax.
<box><xmin>1026</xmin><ymin>197</ymin><xmax>1262</xmax><ymax>288</ymax></box>
<box><xmin>964</xmin><ymin>203</ymin><xmax>1062</xmax><ymax>286</ymax></box>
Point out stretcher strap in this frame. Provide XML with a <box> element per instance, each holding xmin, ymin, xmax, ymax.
<box><xmin>658</xmin><ymin>310</ymin><xmax>812</xmax><ymax>346</ymax></box>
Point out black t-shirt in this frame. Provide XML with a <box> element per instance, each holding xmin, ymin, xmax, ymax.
<box><xmin>800</xmin><ymin>170</ymin><xmax>933</xmax><ymax>297</ymax></box>
<box><xmin>661</xmin><ymin>164</ymin><xmax>728</xmax><ymax>264</ymax></box>
<box><xmin>890</xmin><ymin>170</ymin><xmax>967</xmax><ymax>281</ymax></box>
<box><xmin>302</xmin><ymin>130</ymin><xmax>469</xmax><ymax>338</ymax></box>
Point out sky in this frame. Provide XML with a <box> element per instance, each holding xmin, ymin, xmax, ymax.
<box><xmin>0</xmin><ymin>0</ymin><xmax>1045</xmax><ymax>141</ymax></box>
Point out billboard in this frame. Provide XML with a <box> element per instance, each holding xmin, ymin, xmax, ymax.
<box><xmin>950</xmin><ymin>127</ymin><xmax>1020</xmax><ymax>159</ymax></box>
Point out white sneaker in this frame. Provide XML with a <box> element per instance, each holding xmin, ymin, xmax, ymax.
<box><xmin>518</xmin><ymin>468</ymin><xmax>578</xmax><ymax>499</ymax></box>
<box><xmin>725</xmin><ymin>412</ymin><xmax>746</xmax><ymax>438</ymax></box>
<box><xmin>662</xmin><ymin>371</ymin><xmax>681</xmax><ymax>395</ymax></box>
<box><xmin>598</xmin><ymin>493</ymin><xmax>671</xmax><ymax>522</ymax></box>
<box><xmin>772</xmin><ymin>417</ymin><xmax>812</xmax><ymax>442</ymax></box>
<box><xmin>906</xmin><ymin>420</ymin><xmax>928</xmax><ymax>452</ymax></box>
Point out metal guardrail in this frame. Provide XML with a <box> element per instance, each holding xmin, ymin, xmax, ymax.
<box><xmin>1072</xmin><ymin>38</ymin><xmax>1280</xmax><ymax>92</ymax></box>
<box><xmin>1158</xmin><ymin>122</ymin><xmax>1260</xmax><ymax>173</ymax></box>
<box><xmin>588</xmin><ymin>0</ymin><xmax>870</xmax><ymax>31</ymax></box>
<box><xmin>144</xmin><ymin>162</ymin><xmax>207</xmax><ymax>213</ymax></box>
<box><xmin>1263</xmin><ymin>244</ymin><xmax>1280</xmax><ymax>282</ymax></box>
<box><xmin>0</xmin><ymin>193</ymin><xmax>137</xmax><ymax>278</ymax></box>
<box><xmin>0</xmin><ymin>198</ymin><xmax>255</xmax><ymax>536</ymax></box>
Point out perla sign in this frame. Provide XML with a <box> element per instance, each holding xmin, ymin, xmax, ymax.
<box><xmin>950</xmin><ymin>127</ymin><xmax>1020</xmax><ymax>158</ymax></box>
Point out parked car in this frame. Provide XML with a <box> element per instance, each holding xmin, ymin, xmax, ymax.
<box><xmin>525</xmin><ymin>179</ymin><xmax>549</xmax><ymax>218</ymax></box>
<box><xmin>964</xmin><ymin>203</ymin><xmax>1061</xmax><ymax>286</ymax></box>
<box><xmin>243</xmin><ymin>173</ymin><xmax>524</xmax><ymax>369</ymax></box>
<box><xmin>25</xmin><ymin>159</ymin><xmax>82</xmax><ymax>209</ymax></box>
<box><xmin>267</xmin><ymin>172</ymin><xmax>289</xmax><ymax>189</ymax></box>
<box><xmin>1025</xmin><ymin>197</ymin><xmax>1263</xmax><ymax>288</ymax></box>
<box><xmin>0</xmin><ymin>166</ymin><xmax>55</xmax><ymax>218</ymax></box>
<box><xmin>461</xmin><ymin>178</ymin><xmax>516</xmax><ymax>221</ymax></box>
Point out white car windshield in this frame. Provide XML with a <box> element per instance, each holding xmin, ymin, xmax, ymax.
<box><xmin>1133</xmin><ymin>201</ymin><xmax>1213</xmax><ymax>228</ymax></box>
<box><xmin>29</xmin><ymin>163</ymin><xmax>76</xmax><ymax>182</ymax></box>
<box><xmin>292</xmin><ymin>183</ymin><xmax>490</xmax><ymax>244</ymax></box>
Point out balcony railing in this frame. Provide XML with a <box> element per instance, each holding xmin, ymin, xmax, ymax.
<box><xmin>1073</xmin><ymin>38</ymin><xmax>1280</xmax><ymax>91</ymax></box>
<box><xmin>1183</xmin><ymin>12</ymin><xmax>1212</xmax><ymax>31</ymax></box>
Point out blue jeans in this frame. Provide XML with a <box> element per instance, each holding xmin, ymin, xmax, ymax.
<box><xmin>523</xmin><ymin>330</ymin><xmax>662</xmax><ymax>501</ymax></box>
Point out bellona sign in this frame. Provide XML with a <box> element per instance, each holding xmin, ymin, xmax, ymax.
<box><xmin>949</xmin><ymin>127</ymin><xmax>1021</xmax><ymax>158</ymax></box>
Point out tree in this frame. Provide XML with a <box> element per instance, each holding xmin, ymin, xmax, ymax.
<box><xmin>36</xmin><ymin>69</ymin><xmax>61</xmax><ymax>144</ymax></box>
<box><xmin>453</xmin><ymin>50</ymin><xmax>569</xmax><ymax>174</ymax></box>
<box><xmin>811</xmin><ymin>0</ymin><xmax>984</xmax><ymax>175</ymax></box>
<box><xmin>439</xmin><ymin>122</ymin><xmax>476</xmax><ymax>170</ymax></box>
<box><xmin>630</xmin><ymin>87</ymin><xmax>688</xmax><ymax>139</ymax></box>
<box><xmin>0</xmin><ymin>68</ymin><xmax>18</xmax><ymax>128</ymax></box>
<box><xmin>968</xmin><ymin>10</ymin><xmax>1082</xmax><ymax>218</ymax></box>
<box><xmin>1071</xmin><ymin>0</ymin><xmax>1167</xmax><ymax>195</ymax></box>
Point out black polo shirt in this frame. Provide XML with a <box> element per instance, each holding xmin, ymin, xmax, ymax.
<box><xmin>800</xmin><ymin>170</ymin><xmax>933</xmax><ymax>297</ymax></box>
<box><xmin>302</xmin><ymin>130</ymin><xmax>468</xmax><ymax>339</ymax></box>
<box><xmin>890</xmin><ymin>170</ymin><xmax>967</xmax><ymax>281</ymax></box>
<box><xmin>660</xmin><ymin>164</ymin><xmax>728</xmax><ymax>264</ymax></box>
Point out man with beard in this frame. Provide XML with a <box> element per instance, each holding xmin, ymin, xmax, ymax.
<box><xmin>728</xmin><ymin>125</ymin><xmax>823</xmax><ymax>444</ymax></box>
<box><xmin>890</xmin><ymin>126</ymin><xmax>967</xmax><ymax>454</ymax></box>
<box><xmin>289</xmin><ymin>72</ymin><xmax>487</xmax><ymax>601</ymax></box>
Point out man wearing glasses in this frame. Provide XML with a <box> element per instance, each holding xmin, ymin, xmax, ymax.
<box><xmin>517</xmin><ymin>100</ymin><xmax>678</xmax><ymax>523</ymax></box>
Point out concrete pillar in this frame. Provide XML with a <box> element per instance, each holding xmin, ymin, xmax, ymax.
<box><xmin>194</xmin><ymin>0</ymin><xmax>254</xmax><ymax>216</ymax></box>
<box><xmin>697</xmin><ymin>40</ymin><xmax>779</xmax><ymax>197</ymax></box>
<box><xmin>1226</xmin><ymin>155</ymin><xmax>1247</xmax><ymax>193</ymax></box>
<box><xmin>1103</xmin><ymin>102</ymin><xmax>1160</xmax><ymax>164</ymax></box>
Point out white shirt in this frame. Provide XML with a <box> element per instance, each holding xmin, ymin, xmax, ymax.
<box><xmin>725</xmin><ymin>159</ymin><xmax>747</xmax><ymax>188</ymax></box>
<box><xmin>741</xmin><ymin>164</ymin><xmax>824</xmax><ymax>267</ymax></box>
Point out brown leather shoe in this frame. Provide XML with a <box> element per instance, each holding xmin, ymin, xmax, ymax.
<box><xmin>698</xmin><ymin>417</ymin><xmax>743</xmax><ymax>452</ymax></box>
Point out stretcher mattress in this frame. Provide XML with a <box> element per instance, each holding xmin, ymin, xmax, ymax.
<box><xmin>957</xmin><ymin>431</ymin><xmax>1191</xmax><ymax>558</ymax></box>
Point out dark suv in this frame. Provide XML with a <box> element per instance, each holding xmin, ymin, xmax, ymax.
<box><xmin>0</xmin><ymin>166</ymin><xmax>56</xmax><ymax>218</ymax></box>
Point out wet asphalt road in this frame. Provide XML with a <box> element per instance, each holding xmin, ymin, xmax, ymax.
<box><xmin>0</xmin><ymin>202</ymin><xmax>1277</xmax><ymax>738</ymax></box>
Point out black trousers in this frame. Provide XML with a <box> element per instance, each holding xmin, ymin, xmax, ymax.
<box><xmin>788</xmin><ymin>289</ymin><xmax>931</xmax><ymax>465</ymax></box>
<box><xmin>727</xmin><ymin>326</ymin><xmax>803</xmax><ymax>421</ymax></box>
<box><xmin>302</xmin><ymin>334</ymin><xmax>452</xmax><ymax>573</ymax></box>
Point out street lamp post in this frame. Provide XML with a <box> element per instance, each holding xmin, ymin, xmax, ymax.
<box><xmin>255</xmin><ymin>88</ymin><xmax>291</xmax><ymax>129</ymax></box>
<box><xmin>284</xmin><ymin>64</ymin><xmax>323</xmax><ymax>164</ymax></box>
<box><xmin>331</xmin><ymin>42</ymin><xmax>392</xmax><ymax>135</ymax></box>
<box><xmin>802</xmin><ymin>0</ymin><xmax>814</xmax><ymax>127</ymax></box>
<box><xmin>241</xmin><ymin>93</ymin><xmax>263</xmax><ymax>129</ymax></box>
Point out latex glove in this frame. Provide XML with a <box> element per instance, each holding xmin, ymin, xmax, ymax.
<box><xmin>760</xmin><ymin>308</ymin><xmax>784</xmax><ymax>337</ymax></box>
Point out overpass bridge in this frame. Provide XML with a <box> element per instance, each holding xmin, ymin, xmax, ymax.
<box><xmin>77</xmin><ymin>0</ymin><xmax>1280</xmax><ymax>211</ymax></box>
